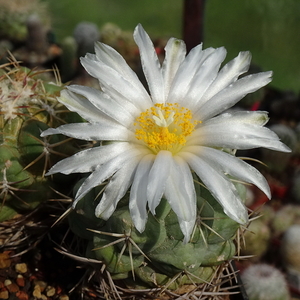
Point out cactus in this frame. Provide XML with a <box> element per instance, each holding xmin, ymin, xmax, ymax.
<box><xmin>0</xmin><ymin>58</ymin><xmax>82</xmax><ymax>222</ymax></box>
<box><xmin>240</xmin><ymin>218</ymin><xmax>271</xmax><ymax>261</ymax></box>
<box><xmin>68</xmin><ymin>177</ymin><xmax>246</xmax><ymax>294</ymax></box>
<box><xmin>0</xmin><ymin>0</ymin><xmax>50</xmax><ymax>43</ymax></box>
<box><xmin>281</xmin><ymin>224</ymin><xmax>300</xmax><ymax>272</ymax></box>
<box><xmin>241</xmin><ymin>263</ymin><xmax>290</xmax><ymax>300</ymax></box>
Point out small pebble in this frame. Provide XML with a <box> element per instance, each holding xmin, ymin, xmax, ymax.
<box><xmin>15</xmin><ymin>263</ymin><xmax>27</xmax><ymax>274</ymax></box>
<box><xmin>46</xmin><ymin>286</ymin><xmax>55</xmax><ymax>297</ymax></box>
<box><xmin>16</xmin><ymin>275</ymin><xmax>25</xmax><ymax>287</ymax></box>
<box><xmin>6</xmin><ymin>282</ymin><xmax>19</xmax><ymax>293</ymax></box>
<box><xmin>59</xmin><ymin>295</ymin><xmax>69</xmax><ymax>300</ymax></box>
<box><xmin>16</xmin><ymin>291</ymin><xmax>29</xmax><ymax>300</ymax></box>
<box><xmin>0</xmin><ymin>290</ymin><xmax>9</xmax><ymax>300</ymax></box>
<box><xmin>3</xmin><ymin>280</ymin><xmax>11</xmax><ymax>286</ymax></box>
<box><xmin>33</xmin><ymin>285</ymin><xmax>42</xmax><ymax>299</ymax></box>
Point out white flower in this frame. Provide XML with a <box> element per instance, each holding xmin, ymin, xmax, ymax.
<box><xmin>42</xmin><ymin>24</ymin><xmax>290</xmax><ymax>243</ymax></box>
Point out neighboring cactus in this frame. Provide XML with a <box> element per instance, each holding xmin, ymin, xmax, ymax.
<box><xmin>281</xmin><ymin>224</ymin><xmax>300</xmax><ymax>272</ymax></box>
<box><xmin>241</xmin><ymin>263</ymin><xmax>290</xmax><ymax>300</ymax></box>
<box><xmin>271</xmin><ymin>204</ymin><xmax>300</xmax><ymax>237</ymax></box>
<box><xmin>240</xmin><ymin>218</ymin><xmax>271</xmax><ymax>261</ymax></box>
<box><xmin>0</xmin><ymin>0</ymin><xmax>50</xmax><ymax>43</ymax></box>
<box><xmin>0</xmin><ymin>59</ymin><xmax>82</xmax><ymax>221</ymax></box>
<box><xmin>68</xmin><ymin>179</ymin><xmax>246</xmax><ymax>292</ymax></box>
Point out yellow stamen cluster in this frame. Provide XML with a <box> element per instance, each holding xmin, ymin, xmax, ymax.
<box><xmin>134</xmin><ymin>103</ymin><xmax>199</xmax><ymax>154</ymax></box>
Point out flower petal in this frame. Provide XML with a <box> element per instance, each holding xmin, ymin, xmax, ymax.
<box><xmin>185</xmin><ymin>145</ymin><xmax>271</xmax><ymax>198</ymax></box>
<box><xmin>162</xmin><ymin>38</ymin><xmax>186</xmax><ymax>99</ymax></box>
<box><xmin>167</xmin><ymin>46</ymin><xmax>215</xmax><ymax>104</ymax></box>
<box><xmin>194</xmin><ymin>71</ymin><xmax>273</xmax><ymax>121</ymax></box>
<box><xmin>164</xmin><ymin>155</ymin><xmax>197</xmax><ymax>242</ymax></box>
<box><xmin>46</xmin><ymin>142</ymin><xmax>133</xmax><ymax>175</ymax></box>
<box><xmin>133</xmin><ymin>24</ymin><xmax>164</xmax><ymax>103</ymax></box>
<box><xmin>41</xmin><ymin>122</ymin><xmax>134</xmax><ymax>141</ymax></box>
<box><xmin>94</xmin><ymin>41</ymin><xmax>148</xmax><ymax>95</ymax></box>
<box><xmin>74</xmin><ymin>147</ymin><xmax>144</xmax><ymax>206</ymax></box>
<box><xmin>57</xmin><ymin>89</ymin><xmax>103</xmax><ymax>123</ymax></box>
<box><xmin>189</xmin><ymin>111</ymin><xmax>291</xmax><ymax>152</ymax></box>
<box><xmin>199</xmin><ymin>51</ymin><xmax>252</xmax><ymax>105</ymax></box>
<box><xmin>180</xmin><ymin>151</ymin><xmax>248</xmax><ymax>225</ymax></box>
<box><xmin>147</xmin><ymin>150</ymin><xmax>172</xmax><ymax>214</ymax></box>
<box><xmin>81</xmin><ymin>56</ymin><xmax>152</xmax><ymax>111</ymax></box>
<box><xmin>67</xmin><ymin>85</ymin><xmax>137</xmax><ymax>126</ymax></box>
<box><xmin>183</xmin><ymin>47</ymin><xmax>227</xmax><ymax>110</ymax></box>
<box><xmin>95</xmin><ymin>154</ymin><xmax>142</xmax><ymax>219</ymax></box>
<box><xmin>129</xmin><ymin>154</ymin><xmax>155</xmax><ymax>232</ymax></box>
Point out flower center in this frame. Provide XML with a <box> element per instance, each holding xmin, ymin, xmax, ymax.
<box><xmin>134</xmin><ymin>103</ymin><xmax>199</xmax><ymax>154</ymax></box>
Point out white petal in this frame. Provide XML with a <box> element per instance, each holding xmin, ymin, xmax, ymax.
<box><xmin>81</xmin><ymin>56</ymin><xmax>152</xmax><ymax>111</ymax></box>
<box><xmin>129</xmin><ymin>154</ymin><xmax>155</xmax><ymax>232</ymax></box>
<box><xmin>162</xmin><ymin>38</ymin><xmax>186</xmax><ymax>99</ymax></box>
<box><xmin>179</xmin><ymin>219</ymin><xmax>196</xmax><ymax>244</ymax></box>
<box><xmin>94</xmin><ymin>41</ymin><xmax>148</xmax><ymax>95</ymax></box>
<box><xmin>167</xmin><ymin>46</ymin><xmax>215</xmax><ymax>104</ymax></box>
<box><xmin>183</xmin><ymin>47</ymin><xmax>227</xmax><ymax>110</ymax></box>
<box><xmin>189</xmin><ymin>112</ymin><xmax>291</xmax><ymax>152</ymax></box>
<box><xmin>147</xmin><ymin>150</ymin><xmax>172</xmax><ymax>214</ymax></box>
<box><xmin>180</xmin><ymin>151</ymin><xmax>248</xmax><ymax>224</ymax></box>
<box><xmin>133</xmin><ymin>24</ymin><xmax>164</xmax><ymax>103</ymax></box>
<box><xmin>164</xmin><ymin>156</ymin><xmax>197</xmax><ymax>242</ymax></box>
<box><xmin>185</xmin><ymin>145</ymin><xmax>271</xmax><ymax>198</ymax></box>
<box><xmin>195</xmin><ymin>124</ymin><xmax>290</xmax><ymax>151</ymax></box>
<box><xmin>57</xmin><ymin>89</ymin><xmax>103</xmax><ymax>123</ymax></box>
<box><xmin>41</xmin><ymin>122</ymin><xmax>134</xmax><ymax>141</ymax></box>
<box><xmin>46</xmin><ymin>142</ymin><xmax>133</xmax><ymax>175</ymax></box>
<box><xmin>67</xmin><ymin>85</ymin><xmax>137</xmax><ymax>126</ymax></box>
<box><xmin>74</xmin><ymin>147</ymin><xmax>143</xmax><ymax>206</ymax></box>
<box><xmin>199</xmin><ymin>51</ymin><xmax>252</xmax><ymax>105</ymax></box>
<box><xmin>95</xmin><ymin>154</ymin><xmax>142</xmax><ymax>219</ymax></box>
<box><xmin>194</xmin><ymin>71</ymin><xmax>273</xmax><ymax>121</ymax></box>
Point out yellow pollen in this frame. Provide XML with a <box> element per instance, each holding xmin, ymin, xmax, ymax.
<box><xmin>134</xmin><ymin>103</ymin><xmax>200</xmax><ymax>154</ymax></box>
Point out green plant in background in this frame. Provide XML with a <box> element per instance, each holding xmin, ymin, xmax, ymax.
<box><xmin>41</xmin><ymin>24</ymin><xmax>290</xmax><ymax>296</ymax></box>
<box><xmin>0</xmin><ymin>0</ymin><xmax>50</xmax><ymax>43</ymax></box>
<box><xmin>0</xmin><ymin>58</ymin><xmax>82</xmax><ymax>222</ymax></box>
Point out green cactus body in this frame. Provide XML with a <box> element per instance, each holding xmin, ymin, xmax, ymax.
<box><xmin>69</xmin><ymin>179</ymin><xmax>245</xmax><ymax>290</ymax></box>
<box><xmin>0</xmin><ymin>62</ymin><xmax>82</xmax><ymax>220</ymax></box>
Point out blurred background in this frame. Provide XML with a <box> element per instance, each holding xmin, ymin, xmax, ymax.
<box><xmin>45</xmin><ymin>0</ymin><xmax>300</xmax><ymax>92</ymax></box>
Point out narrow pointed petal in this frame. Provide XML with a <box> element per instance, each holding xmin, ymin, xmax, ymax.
<box><xmin>129</xmin><ymin>154</ymin><xmax>155</xmax><ymax>232</ymax></box>
<box><xmin>95</xmin><ymin>154</ymin><xmax>141</xmax><ymax>219</ymax></box>
<box><xmin>94</xmin><ymin>41</ymin><xmax>148</xmax><ymax>95</ymax></box>
<box><xmin>133</xmin><ymin>24</ymin><xmax>165</xmax><ymax>103</ymax></box>
<box><xmin>46</xmin><ymin>142</ymin><xmax>133</xmax><ymax>175</ymax></box>
<box><xmin>57</xmin><ymin>89</ymin><xmax>103</xmax><ymax>123</ymax></box>
<box><xmin>200</xmin><ymin>51</ymin><xmax>252</xmax><ymax>105</ymax></box>
<box><xmin>185</xmin><ymin>145</ymin><xmax>271</xmax><ymax>198</ymax></box>
<box><xmin>81</xmin><ymin>56</ymin><xmax>152</xmax><ymax>111</ymax></box>
<box><xmin>195</xmin><ymin>71</ymin><xmax>273</xmax><ymax>121</ymax></box>
<box><xmin>164</xmin><ymin>155</ymin><xmax>196</xmax><ymax>221</ymax></box>
<box><xmin>74</xmin><ymin>148</ymin><xmax>143</xmax><ymax>206</ymax></box>
<box><xmin>179</xmin><ymin>219</ymin><xmax>196</xmax><ymax>244</ymax></box>
<box><xmin>189</xmin><ymin>112</ymin><xmax>291</xmax><ymax>152</ymax></box>
<box><xmin>147</xmin><ymin>150</ymin><xmax>172</xmax><ymax>214</ymax></box>
<box><xmin>41</xmin><ymin>122</ymin><xmax>134</xmax><ymax>141</ymax></box>
<box><xmin>184</xmin><ymin>47</ymin><xmax>227</xmax><ymax>110</ymax></box>
<box><xmin>67</xmin><ymin>85</ymin><xmax>137</xmax><ymax>126</ymax></box>
<box><xmin>167</xmin><ymin>46</ymin><xmax>215</xmax><ymax>103</ymax></box>
<box><xmin>164</xmin><ymin>156</ymin><xmax>197</xmax><ymax>242</ymax></box>
<box><xmin>162</xmin><ymin>38</ymin><xmax>186</xmax><ymax>99</ymax></box>
<box><xmin>180</xmin><ymin>152</ymin><xmax>248</xmax><ymax>225</ymax></box>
